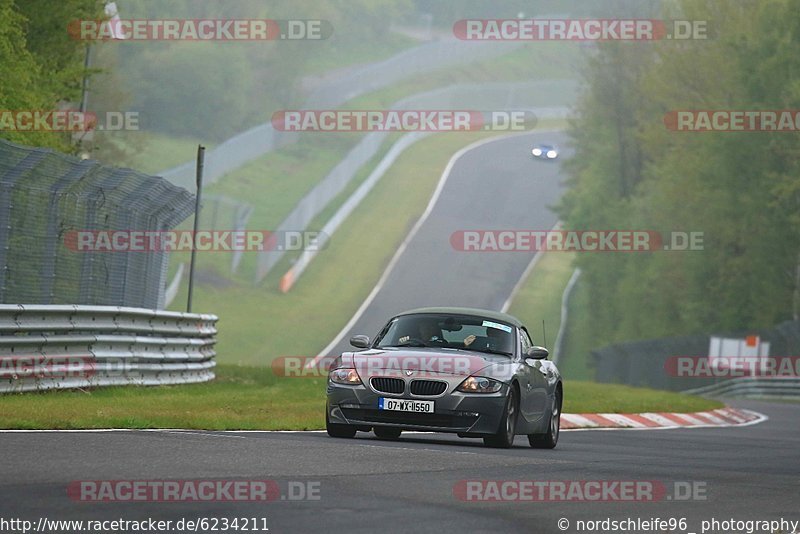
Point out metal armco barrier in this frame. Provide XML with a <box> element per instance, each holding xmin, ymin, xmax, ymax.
<box><xmin>256</xmin><ymin>80</ymin><xmax>577</xmax><ymax>282</ymax></box>
<box><xmin>591</xmin><ymin>319</ymin><xmax>800</xmax><ymax>394</ymax></box>
<box><xmin>0</xmin><ymin>305</ymin><xmax>217</xmax><ymax>393</ymax></box>
<box><xmin>683</xmin><ymin>377</ymin><xmax>800</xmax><ymax>400</ymax></box>
<box><xmin>159</xmin><ymin>39</ymin><xmax>526</xmax><ymax>192</ymax></box>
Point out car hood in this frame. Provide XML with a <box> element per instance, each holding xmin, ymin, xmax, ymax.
<box><xmin>335</xmin><ymin>347</ymin><xmax>515</xmax><ymax>379</ymax></box>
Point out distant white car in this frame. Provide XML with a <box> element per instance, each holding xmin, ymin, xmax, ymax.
<box><xmin>531</xmin><ymin>144</ymin><xmax>558</xmax><ymax>160</ymax></box>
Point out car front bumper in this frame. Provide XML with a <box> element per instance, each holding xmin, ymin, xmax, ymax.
<box><xmin>327</xmin><ymin>381</ymin><xmax>508</xmax><ymax>435</ymax></box>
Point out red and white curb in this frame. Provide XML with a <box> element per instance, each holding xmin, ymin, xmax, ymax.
<box><xmin>0</xmin><ymin>409</ymin><xmax>767</xmax><ymax>434</ymax></box>
<box><xmin>561</xmin><ymin>407</ymin><xmax>766</xmax><ymax>430</ymax></box>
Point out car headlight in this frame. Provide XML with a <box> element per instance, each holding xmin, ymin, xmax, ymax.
<box><xmin>457</xmin><ymin>376</ymin><xmax>503</xmax><ymax>393</ymax></box>
<box><xmin>546</xmin><ymin>150</ymin><xmax>557</xmax><ymax>158</ymax></box>
<box><xmin>329</xmin><ymin>368</ymin><xmax>362</xmax><ymax>385</ymax></box>
<box><xmin>532</xmin><ymin>148</ymin><xmax>542</xmax><ymax>156</ymax></box>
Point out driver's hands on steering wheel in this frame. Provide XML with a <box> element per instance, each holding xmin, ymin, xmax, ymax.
<box><xmin>463</xmin><ymin>334</ymin><xmax>477</xmax><ymax>347</ymax></box>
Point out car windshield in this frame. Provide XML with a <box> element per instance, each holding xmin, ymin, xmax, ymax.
<box><xmin>374</xmin><ymin>314</ymin><xmax>515</xmax><ymax>356</ymax></box>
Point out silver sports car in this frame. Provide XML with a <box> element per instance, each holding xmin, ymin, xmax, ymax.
<box><xmin>325</xmin><ymin>307</ymin><xmax>563</xmax><ymax>448</ymax></box>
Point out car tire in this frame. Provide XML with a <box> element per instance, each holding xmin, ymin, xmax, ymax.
<box><xmin>483</xmin><ymin>386</ymin><xmax>518</xmax><ymax>448</ymax></box>
<box><xmin>373</xmin><ymin>426</ymin><xmax>402</xmax><ymax>439</ymax></box>
<box><xmin>528</xmin><ymin>387</ymin><xmax>561</xmax><ymax>449</ymax></box>
<box><xmin>325</xmin><ymin>404</ymin><xmax>356</xmax><ymax>438</ymax></box>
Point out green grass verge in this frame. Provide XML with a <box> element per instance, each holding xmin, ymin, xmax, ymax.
<box><xmin>558</xmin><ymin>274</ymin><xmax>595</xmax><ymax>381</ymax></box>
<box><xmin>564</xmin><ymin>381</ymin><xmax>723</xmax><ymax>414</ymax></box>
<box><xmin>0</xmin><ymin>365</ymin><xmax>722</xmax><ymax>430</ymax></box>
<box><xmin>170</xmin><ymin>122</ymin><xmax>568</xmax><ymax>367</ymax></box>
<box><xmin>171</xmin><ymin>130</ymin><xmax>508</xmax><ymax>366</ymax></box>
<box><xmin>506</xmin><ymin>251</ymin><xmax>576</xmax><ymax>354</ymax></box>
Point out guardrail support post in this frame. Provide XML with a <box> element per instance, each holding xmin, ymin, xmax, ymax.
<box><xmin>187</xmin><ymin>145</ymin><xmax>205</xmax><ymax>313</ymax></box>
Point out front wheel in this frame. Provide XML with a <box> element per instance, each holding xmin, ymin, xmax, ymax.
<box><xmin>528</xmin><ymin>388</ymin><xmax>561</xmax><ymax>449</ymax></box>
<box><xmin>483</xmin><ymin>386</ymin><xmax>518</xmax><ymax>448</ymax></box>
<box><xmin>326</xmin><ymin>404</ymin><xmax>356</xmax><ymax>438</ymax></box>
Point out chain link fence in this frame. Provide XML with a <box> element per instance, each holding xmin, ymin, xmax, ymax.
<box><xmin>0</xmin><ymin>139</ymin><xmax>194</xmax><ymax>309</ymax></box>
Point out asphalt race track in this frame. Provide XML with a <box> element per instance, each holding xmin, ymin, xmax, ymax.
<box><xmin>326</xmin><ymin>131</ymin><xmax>568</xmax><ymax>356</ymax></box>
<box><xmin>0</xmin><ymin>400</ymin><xmax>796</xmax><ymax>533</ymax></box>
<box><xmin>1</xmin><ymin>134</ymin><xmax>796</xmax><ymax>534</ymax></box>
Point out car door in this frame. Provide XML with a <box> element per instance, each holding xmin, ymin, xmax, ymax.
<box><xmin>518</xmin><ymin>327</ymin><xmax>548</xmax><ymax>422</ymax></box>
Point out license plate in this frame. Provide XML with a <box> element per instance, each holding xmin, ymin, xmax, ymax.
<box><xmin>378</xmin><ymin>398</ymin><xmax>434</xmax><ymax>413</ymax></box>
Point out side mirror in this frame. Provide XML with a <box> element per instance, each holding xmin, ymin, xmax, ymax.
<box><xmin>525</xmin><ymin>346</ymin><xmax>549</xmax><ymax>360</ymax></box>
<box><xmin>349</xmin><ymin>335</ymin><xmax>370</xmax><ymax>349</ymax></box>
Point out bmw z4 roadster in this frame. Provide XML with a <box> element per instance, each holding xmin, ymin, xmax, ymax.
<box><xmin>325</xmin><ymin>307</ymin><xmax>563</xmax><ymax>448</ymax></box>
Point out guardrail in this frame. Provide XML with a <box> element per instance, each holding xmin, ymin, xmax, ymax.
<box><xmin>159</xmin><ymin>39</ymin><xmax>525</xmax><ymax>192</ymax></box>
<box><xmin>683</xmin><ymin>377</ymin><xmax>800</xmax><ymax>399</ymax></box>
<box><xmin>0</xmin><ymin>305</ymin><xmax>217</xmax><ymax>393</ymax></box>
<box><xmin>256</xmin><ymin>80</ymin><xmax>576</xmax><ymax>282</ymax></box>
<box><xmin>552</xmin><ymin>268</ymin><xmax>581</xmax><ymax>365</ymax></box>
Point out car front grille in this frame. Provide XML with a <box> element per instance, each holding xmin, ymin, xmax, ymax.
<box><xmin>370</xmin><ymin>377</ymin><xmax>405</xmax><ymax>395</ymax></box>
<box><xmin>410</xmin><ymin>379</ymin><xmax>447</xmax><ymax>396</ymax></box>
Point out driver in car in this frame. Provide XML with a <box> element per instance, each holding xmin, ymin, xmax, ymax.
<box><xmin>463</xmin><ymin>327</ymin><xmax>505</xmax><ymax>350</ymax></box>
<box><xmin>398</xmin><ymin>319</ymin><xmax>444</xmax><ymax>345</ymax></box>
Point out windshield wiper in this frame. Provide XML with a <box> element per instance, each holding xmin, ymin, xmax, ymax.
<box><xmin>382</xmin><ymin>340</ymin><xmax>427</xmax><ymax>348</ymax></box>
<box><xmin>467</xmin><ymin>347</ymin><xmax>513</xmax><ymax>356</ymax></box>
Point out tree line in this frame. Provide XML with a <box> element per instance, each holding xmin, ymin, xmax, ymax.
<box><xmin>558</xmin><ymin>0</ymin><xmax>800</xmax><ymax>345</ymax></box>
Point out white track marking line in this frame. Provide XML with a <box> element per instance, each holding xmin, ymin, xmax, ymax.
<box><xmin>0</xmin><ymin>410</ymin><xmax>769</xmax><ymax>434</ymax></box>
<box><xmin>714</xmin><ymin>408</ymin><xmax>747</xmax><ymax>423</ymax></box>
<box><xmin>311</xmin><ymin>130</ymin><xmax>560</xmax><ymax>366</ymax></box>
<box><xmin>164</xmin><ymin>430</ymin><xmax>246</xmax><ymax>439</ymax></box>
<box><xmin>501</xmin><ymin>221</ymin><xmax>561</xmax><ymax>313</ymax></box>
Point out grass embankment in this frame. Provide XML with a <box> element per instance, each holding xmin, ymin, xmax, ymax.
<box><xmin>0</xmin><ymin>365</ymin><xmax>722</xmax><ymax>430</ymax></box>
<box><xmin>171</xmin><ymin>130</ymin><xmax>511</xmax><ymax>366</ymax></box>
<box><xmin>136</xmin><ymin>42</ymin><xmax>578</xmax><ymax>367</ymax></box>
<box><xmin>558</xmin><ymin>276</ymin><xmax>596</xmax><ymax>381</ymax></box>
<box><xmin>168</xmin><ymin>122</ymin><xmax>567</xmax><ymax>367</ymax></box>
<box><xmin>506</xmin><ymin>251</ymin><xmax>577</xmax><ymax>354</ymax></box>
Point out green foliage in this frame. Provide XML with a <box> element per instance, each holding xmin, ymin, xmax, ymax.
<box><xmin>94</xmin><ymin>0</ymin><xmax>415</xmax><ymax>143</ymax></box>
<box><xmin>123</xmin><ymin>44</ymin><xmax>253</xmax><ymax>140</ymax></box>
<box><xmin>558</xmin><ymin>0</ymin><xmax>800</xmax><ymax>346</ymax></box>
<box><xmin>1</xmin><ymin>0</ymin><xmax>417</xmax><ymax>149</ymax></box>
<box><xmin>0</xmin><ymin>0</ymin><xmax>102</xmax><ymax>152</ymax></box>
